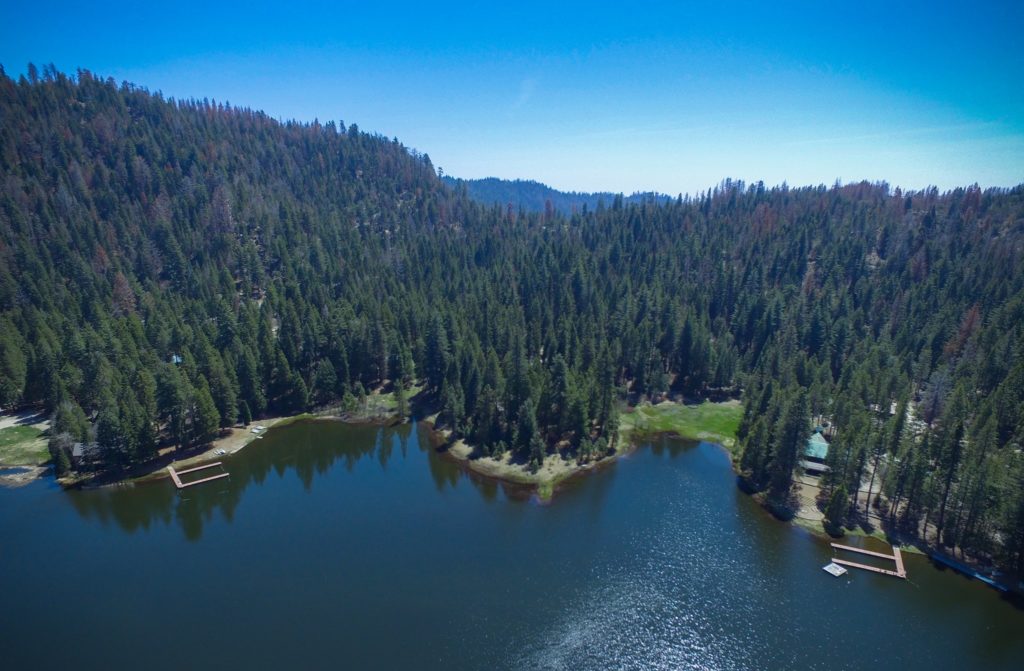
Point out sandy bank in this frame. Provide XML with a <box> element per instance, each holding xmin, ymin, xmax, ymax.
<box><xmin>0</xmin><ymin>465</ymin><xmax>50</xmax><ymax>488</ymax></box>
<box><xmin>132</xmin><ymin>415</ymin><xmax>301</xmax><ymax>484</ymax></box>
<box><xmin>443</xmin><ymin>437</ymin><xmax>623</xmax><ymax>500</ymax></box>
<box><xmin>425</xmin><ymin>411</ymin><xmax>626</xmax><ymax>501</ymax></box>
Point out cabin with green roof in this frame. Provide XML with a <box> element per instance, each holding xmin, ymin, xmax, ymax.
<box><xmin>800</xmin><ymin>430</ymin><xmax>830</xmax><ymax>476</ymax></box>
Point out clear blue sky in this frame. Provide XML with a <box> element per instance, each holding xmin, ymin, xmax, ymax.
<box><xmin>3</xmin><ymin>1</ymin><xmax>1022</xmax><ymax>195</ymax></box>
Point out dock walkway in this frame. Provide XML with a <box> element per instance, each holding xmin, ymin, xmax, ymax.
<box><xmin>830</xmin><ymin>542</ymin><xmax>906</xmax><ymax>579</ymax></box>
<box><xmin>167</xmin><ymin>462</ymin><xmax>229</xmax><ymax>489</ymax></box>
<box><xmin>893</xmin><ymin>547</ymin><xmax>905</xmax><ymax>577</ymax></box>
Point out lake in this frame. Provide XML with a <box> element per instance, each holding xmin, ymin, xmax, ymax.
<box><xmin>2</xmin><ymin>419</ymin><xmax>1022</xmax><ymax>670</ymax></box>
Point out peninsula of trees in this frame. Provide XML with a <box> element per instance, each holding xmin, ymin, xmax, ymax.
<box><xmin>2</xmin><ymin>66</ymin><xmax>1024</xmax><ymax>573</ymax></box>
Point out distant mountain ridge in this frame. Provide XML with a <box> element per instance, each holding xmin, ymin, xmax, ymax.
<box><xmin>443</xmin><ymin>176</ymin><xmax>671</xmax><ymax>214</ymax></box>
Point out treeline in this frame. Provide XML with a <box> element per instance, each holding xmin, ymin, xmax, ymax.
<box><xmin>729</xmin><ymin>181</ymin><xmax>1024</xmax><ymax>572</ymax></box>
<box><xmin>1</xmin><ymin>66</ymin><xmax>1023</xmax><ymax>570</ymax></box>
<box><xmin>443</xmin><ymin>176</ymin><xmax>670</xmax><ymax>216</ymax></box>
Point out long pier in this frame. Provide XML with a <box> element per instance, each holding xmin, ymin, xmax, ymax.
<box><xmin>831</xmin><ymin>558</ymin><xmax>904</xmax><ymax>578</ymax></box>
<box><xmin>167</xmin><ymin>462</ymin><xmax>229</xmax><ymax>489</ymax></box>
<box><xmin>831</xmin><ymin>542</ymin><xmax>906</xmax><ymax>579</ymax></box>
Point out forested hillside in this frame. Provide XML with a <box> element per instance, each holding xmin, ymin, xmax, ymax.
<box><xmin>2</xmin><ymin>67</ymin><xmax>1024</xmax><ymax>572</ymax></box>
<box><xmin>443</xmin><ymin>176</ymin><xmax>669</xmax><ymax>215</ymax></box>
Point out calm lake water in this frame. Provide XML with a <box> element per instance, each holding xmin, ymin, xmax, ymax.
<box><xmin>2</xmin><ymin>420</ymin><xmax>1022</xmax><ymax>670</ymax></box>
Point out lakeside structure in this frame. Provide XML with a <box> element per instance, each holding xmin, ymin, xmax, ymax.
<box><xmin>166</xmin><ymin>462</ymin><xmax>229</xmax><ymax>489</ymax></box>
<box><xmin>831</xmin><ymin>542</ymin><xmax>906</xmax><ymax>580</ymax></box>
<box><xmin>800</xmin><ymin>430</ymin><xmax>830</xmax><ymax>476</ymax></box>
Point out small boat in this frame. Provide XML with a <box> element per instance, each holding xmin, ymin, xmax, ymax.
<box><xmin>823</xmin><ymin>562</ymin><xmax>848</xmax><ymax>577</ymax></box>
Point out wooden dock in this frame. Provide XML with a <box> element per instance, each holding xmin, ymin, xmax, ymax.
<box><xmin>831</xmin><ymin>558</ymin><xmax>904</xmax><ymax>578</ymax></box>
<box><xmin>893</xmin><ymin>547</ymin><xmax>905</xmax><ymax>577</ymax></box>
<box><xmin>167</xmin><ymin>462</ymin><xmax>229</xmax><ymax>489</ymax></box>
<box><xmin>831</xmin><ymin>543</ymin><xmax>895</xmax><ymax>561</ymax></box>
<box><xmin>831</xmin><ymin>542</ymin><xmax>906</xmax><ymax>579</ymax></box>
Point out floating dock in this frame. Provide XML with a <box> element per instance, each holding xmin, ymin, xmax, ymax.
<box><xmin>823</xmin><ymin>562</ymin><xmax>848</xmax><ymax>577</ymax></box>
<box><xmin>830</xmin><ymin>542</ymin><xmax>906</xmax><ymax>579</ymax></box>
<box><xmin>167</xmin><ymin>462</ymin><xmax>229</xmax><ymax>489</ymax></box>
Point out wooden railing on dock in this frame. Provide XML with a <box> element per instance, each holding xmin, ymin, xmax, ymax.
<box><xmin>167</xmin><ymin>462</ymin><xmax>229</xmax><ymax>489</ymax></box>
<box><xmin>831</xmin><ymin>558</ymin><xmax>904</xmax><ymax>578</ymax></box>
<box><xmin>831</xmin><ymin>542</ymin><xmax>907</xmax><ymax>579</ymax></box>
<box><xmin>179</xmin><ymin>472</ymin><xmax>230</xmax><ymax>487</ymax></box>
<box><xmin>173</xmin><ymin>462</ymin><xmax>223</xmax><ymax>476</ymax></box>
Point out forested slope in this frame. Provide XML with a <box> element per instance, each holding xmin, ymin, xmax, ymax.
<box><xmin>2</xmin><ymin>67</ymin><xmax>1024</xmax><ymax>571</ymax></box>
<box><xmin>443</xmin><ymin>175</ymin><xmax>669</xmax><ymax>215</ymax></box>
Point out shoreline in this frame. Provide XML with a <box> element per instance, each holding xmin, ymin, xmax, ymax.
<box><xmin>131</xmin><ymin>406</ymin><xmax>406</xmax><ymax>486</ymax></box>
<box><xmin>435</xmin><ymin>427</ymin><xmax>633</xmax><ymax>502</ymax></box>
<box><xmin>428</xmin><ymin>399</ymin><xmax>741</xmax><ymax>501</ymax></box>
<box><xmin>12</xmin><ymin>398</ymin><xmax>1018</xmax><ymax>593</ymax></box>
<box><xmin>57</xmin><ymin>386</ymin><xmax>418</xmax><ymax>489</ymax></box>
<box><xmin>423</xmin><ymin>400</ymin><xmax>991</xmax><ymax>586</ymax></box>
<box><xmin>126</xmin><ymin>414</ymin><xmax>302</xmax><ymax>485</ymax></box>
<box><xmin>0</xmin><ymin>464</ymin><xmax>51</xmax><ymax>488</ymax></box>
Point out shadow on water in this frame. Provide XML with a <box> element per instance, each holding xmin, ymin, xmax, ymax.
<box><xmin>66</xmin><ymin>420</ymin><xmax>413</xmax><ymax>537</ymax></box>
<box><xmin>11</xmin><ymin>426</ymin><xmax>1024</xmax><ymax>670</ymax></box>
<box><xmin>64</xmin><ymin>418</ymin><xmax>687</xmax><ymax>539</ymax></box>
<box><xmin>62</xmin><ymin>419</ymin><xmax>551</xmax><ymax>538</ymax></box>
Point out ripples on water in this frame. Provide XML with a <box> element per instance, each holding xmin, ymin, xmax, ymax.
<box><xmin>4</xmin><ymin>425</ymin><xmax>1022</xmax><ymax>671</ymax></box>
<box><xmin>515</xmin><ymin>464</ymin><xmax>768</xmax><ymax>670</ymax></box>
<box><xmin>509</xmin><ymin>443</ymin><xmax>852</xmax><ymax>671</ymax></box>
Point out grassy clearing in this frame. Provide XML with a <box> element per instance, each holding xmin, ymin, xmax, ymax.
<box><xmin>792</xmin><ymin>515</ymin><xmax>826</xmax><ymax>535</ymax></box>
<box><xmin>266</xmin><ymin>413</ymin><xmax>316</xmax><ymax>430</ymax></box>
<box><xmin>0</xmin><ymin>425</ymin><xmax>49</xmax><ymax>466</ymax></box>
<box><xmin>838</xmin><ymin>524</ymin><xmax>924</xmax><ymax>551</ymax></box>
<box><xmin>619</xmin><ymin>399</ymin><xmax>742</xmax><ymax>454</ymax></box>
<box><xmin>439</xmin><ymin>399</ymin><xmax>743</xmax><ymax>501</ymax></box>
<box><xmin>367</xmin><ymin>382</ymin><xmax>423</xmax><ymax>414</ymax></box>
<box><xmin>792</xmin><ymin>512</ymin><xmax>924</xmax><ymax>554</ymax></box>
<box><xmin>318</xmin><ymin>383</ymin><xmax>425</xmax><ymax>422</ymax></box>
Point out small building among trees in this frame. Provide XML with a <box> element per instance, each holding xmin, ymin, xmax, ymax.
<box><xmin>70</xmin><ymin>442</ymin><xmax>98</xmax><ymax>470</ymax></box>
<box><xmin>800</xmin><ymin>429</ymin><xmax>830</xmax><ymax>476</ymax></box>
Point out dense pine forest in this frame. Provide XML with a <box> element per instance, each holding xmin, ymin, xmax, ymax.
<box><xmin>2</xmin><ymin>66</ymin><xmax>1024</xmax><ymax>572</ymax></box>
<box><xmin>443</xmin><ymin>175</ymin><xmax>670</xmax><ymax>215</ymax></box>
